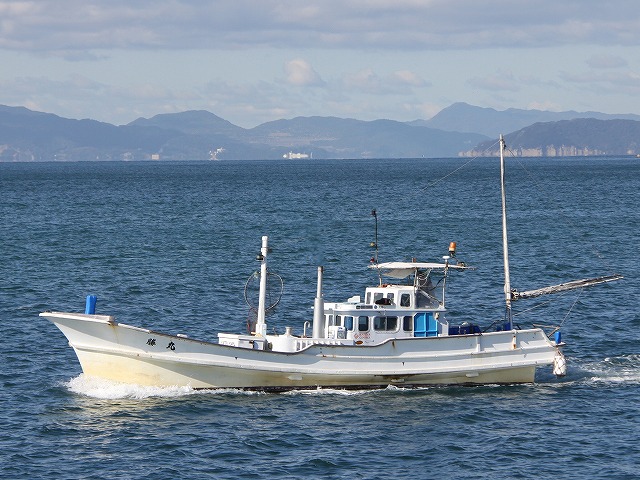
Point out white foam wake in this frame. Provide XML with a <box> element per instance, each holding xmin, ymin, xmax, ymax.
<box><xmin>63</xmin><ymin>374</ymin><xmax>266</xmax><ymax>399</ymax></box>
<box><xmin>63</xmin><ymin>374</ymin><xmax>198</xmax><ymax>399</ymax></box>
<box><xmin>581</xmin><ymin>354</ymin><xmax>640</xmax><ymax>385</ymax></box>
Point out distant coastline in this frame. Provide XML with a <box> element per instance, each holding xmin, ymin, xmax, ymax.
<box><xmin>2</xmin><ymin>103</ymin><xmax>640</xmax><ymax>161</ymax></box>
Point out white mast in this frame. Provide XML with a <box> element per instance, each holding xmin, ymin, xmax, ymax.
<box><xmin>499</xmin><ymin>135</ymin><xmax>513</xmax><ymax>327</ymax></box>
<box><xmin>255</xmin><ymin>235</ymin><xmax>269</xmax><ymax>336</ymax></box>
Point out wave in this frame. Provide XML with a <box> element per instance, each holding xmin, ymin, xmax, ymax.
<box><xmin>63</xmin><ymin>375</ymin><xmax>444</xmax><ymax>400</ymax></box>
<box><xmin>570</xmin><ymin>354</ymin><xmax>640</xmax><ymax>386</ymax></box>
<box><xmin>62</xmin><ymin>374</ymin><xmax>264</xmax><ymax>399</ymax></box>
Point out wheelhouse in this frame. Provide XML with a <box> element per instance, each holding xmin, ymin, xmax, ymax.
<box><xmin>320</xmin><ymin>261</ymin><xmax>466</xmax><ymax>344</ymax></box>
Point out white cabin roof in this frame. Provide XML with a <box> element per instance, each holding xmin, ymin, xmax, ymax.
<box><xmin>371</xmin><ymin>261</ymin><xmax>469</xmax><ymax>278</ymax></box>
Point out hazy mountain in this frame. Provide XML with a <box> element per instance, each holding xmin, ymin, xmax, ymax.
<box><xmin>1</xmin><ymin>103</ymin><xmax>639</xmax><ymax>161</ymax></box>
<box><xmin>410</xmin><ymin>102</ymin><xmax>640</xmax><ymax>138</ymax></box>
<box><xmin>248</xmin><ymin>116</ymin><xmax>488</xmax><ymax>158</ymax></box>
<box><xmin>128</xmin><ymin>110</ymin><xmax>246</xmax><ymax>138</ymax></box>
<box><xmin>0</xmin><ymin>106</ymin><xmax>488</xmax><ymax>161</ymax></box>
<box><xmin>463</xmin><ymin>118</ymin><xmax>640</xmax><ymax>157</ymax></box>
<box><xmin>0</xmin><ymin>105</ymin><xmax>182</xmax><ymax>161</ymax></box>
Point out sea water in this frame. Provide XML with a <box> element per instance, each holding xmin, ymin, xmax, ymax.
<box><xmin>0</xmin><ymin>157</ymin><xmax>638</xmax><ymax>479</ymax></box>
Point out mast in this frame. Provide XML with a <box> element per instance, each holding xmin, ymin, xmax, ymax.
<box><xmin>499</xmin><ymin>135</ymin><xmax>513</xmax><ymax>327</ymax></box>
<box><xmin>255</xmin><ymin>235</ymin><xmax>269</xmax><ymax>336</ymax></box>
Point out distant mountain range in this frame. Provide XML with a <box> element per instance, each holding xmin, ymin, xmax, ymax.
<box><xmin>1</xmin><ymin>102</ymin><xmax>640</xmax><ymax>161</ymax></box>
<box><xmin>464</xmin><ymin>118</ymin><xmax>640</xmax><ymax>157</ymax></box>
<box><xmin>414</xmin><ymin>102</ymin><xmax>640</xmax><ymax>137</ymax></box>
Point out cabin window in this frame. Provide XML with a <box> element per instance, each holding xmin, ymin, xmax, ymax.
<box><xmin>335</xmin><ymin>315</ymin><xmax>342</xmax><ymax>327</ymax></box>
<box><xmin>387</xmin><ymin>293</ymin><xmax>394</xmax><ymax>304</ymax></box>
<box><xmin>373</xmin><ymin>316</ymin><xmax>398</xmax><ymax>331</ymax></box>
<box><xmin>373</xmin><ymin>292</ymin><xmax>383</xmax><ymax>303</ymax></box>
<box><xmin>326</xmin><ymin>314</ymin><xmax>334</xmax><ymax>326</ymax></box>
<box><xmin>403</xmin><ymin>315</ymin><xmax>413</xmax><ymax>331</ymax></box>
<box><xmin>400</xmin><ymin>293</ymin><xmax>411</xmax><ymax>307</ymax></box>
<box><xmin>366</xmin><ymin>292</ymin><xmax>371</xmax><ymax>304</ymax></box>
<box><xmin>344</xmin><ymin>316</ymin><xmax>354</xmax><ymax>331</ymax></box>
<box><xmin>358</xmin><ymin>316</ymin><xmax>369</xmax><ymax>331</ymax></box>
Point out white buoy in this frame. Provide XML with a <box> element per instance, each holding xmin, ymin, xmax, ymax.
<box><xmin>553</xmin><ymin>350</ymin><xmax>567</xmax><ymax>377</ymax></box>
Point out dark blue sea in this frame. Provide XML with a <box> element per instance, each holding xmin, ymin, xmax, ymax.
<box><xmin>1</xmin><ymin>157</ymin><xmax>638</xmax><ymax>479</ymax></box>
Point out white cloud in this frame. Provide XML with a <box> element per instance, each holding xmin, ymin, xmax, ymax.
<box><xmin>1</xmin><ymin>1</ymin><xmax>640</xmax><ymax>53</ymax></box>
<box><xmin>389</xmin><ymin>70</ymin><xmax>430</xmax><ymax>87</ymax></box>
<box><xmin>401</xmin><ymin>101</ymin><xmax>442</xmax><ymax>120</ymax></box>
<box><xmin>342</xmin><ymin>68</ymin><xmax>381</xmax><ymax>92</ymax></box>
<box><xmin>2</xmin><ymin>1</ymin><xmax>640</xmax><ymax>126</ymax></box>
<box><xmin>283</xmin><ymin>59</ymin><xmax>324</xmax><ymax>86</ymax></box>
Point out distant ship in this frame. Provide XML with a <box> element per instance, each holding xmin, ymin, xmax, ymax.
<box><xmin>283</xmin><ymin>151</ymin><xmax>311</xmax><ymax>159</ymax></box>
<box><xmin>209</xmin><ymin>148</ymin><xmax>225</xmax><ymax>161</ymax></box>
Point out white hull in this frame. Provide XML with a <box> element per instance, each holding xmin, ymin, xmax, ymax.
<box><xmin>42</xmin><ymin>311</ymin><xmax>557</xmax><ymax>390</ymax></box>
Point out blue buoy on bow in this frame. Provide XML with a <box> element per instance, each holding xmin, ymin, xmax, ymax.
<box><xmin>85</xmin><ymin>295</ymin><xmax>97</xmax><ymax>314</ymax></box>
<box><xmin>554</xmin><ymin>331</ymin><xmax>562</xmax><ymax>344</ymax></box>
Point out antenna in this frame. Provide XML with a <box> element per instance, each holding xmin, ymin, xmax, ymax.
<box><xmin>370</xmin><ymin>209</ymin><xmax>383</xmax><ymax>285</ymax></box>
<box><xmin>370</xmin><ymin>209</ymin><xmax>379</xmax><ymax>264</ymax></box>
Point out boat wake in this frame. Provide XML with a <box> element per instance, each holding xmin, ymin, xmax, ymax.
<box><xmin>63</xmin><ymin>375</ymin><xmax>542</xmax><ymax>400</ymax></box>
<box><xmin>573</xmin><ymin>354</ymin><xmax>640</xmax><ymax>386</ymax></box>
<box><xmin>62</xmin><ymin>375</ymin><xmax>422</xmax><ymax>399</ymax></box>
<box><xmin>62</xmin><ymin>375</ymin><xmax>265</xmax><ymax>399</ymax></box>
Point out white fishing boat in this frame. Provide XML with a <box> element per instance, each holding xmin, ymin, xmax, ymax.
<box><xmin>41</xmin><ymin>136</ymin><xmax>621</xmax><ymax>390</ymax></box>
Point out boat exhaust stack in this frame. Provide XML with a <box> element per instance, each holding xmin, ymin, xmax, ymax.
<box><xmin>312</xmin><ymin>266</ymin><xmax>324</xmax><ymax>338</ymax></box>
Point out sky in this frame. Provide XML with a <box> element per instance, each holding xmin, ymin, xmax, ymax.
<box><xmin>1</xmin><ymin>0</ymin><xmax>640</xmax><ymax>128</ymax></box>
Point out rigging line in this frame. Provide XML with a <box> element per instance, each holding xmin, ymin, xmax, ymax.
<box><xmin>420</xmin><ymin>139</ymin><xmax>500</xmax><ymax>191</ymax></box>
<box><xmin>560</xmin><ymin>287</ymin><xmax>583</xmax><ymax>327</ymax></box>
<box><xmin>503</xmin><ymin>145</ymin><xmax>616</xmax><ymax>272</ymax></box>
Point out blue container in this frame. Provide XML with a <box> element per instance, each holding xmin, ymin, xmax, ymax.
<box><xmin>554</xmin><ymin>331</ymin><xmax>562</xmax><ymax>344</ymax></box>
<box><xmin>85</xmin><ymin>295</ymin><xmax>97</xmax><ymax>314</ymax></box>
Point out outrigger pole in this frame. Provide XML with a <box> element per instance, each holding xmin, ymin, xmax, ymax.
<box><xmin>499</xmin><ymin>135</ymin><xmax>513</xmax><ymax>328</ymax></box>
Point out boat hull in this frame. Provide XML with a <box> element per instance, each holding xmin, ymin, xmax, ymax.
<box><xmin>41</xmin><ymin>311</ymin><xmax>557</xmax><ymax>390</ymax></box>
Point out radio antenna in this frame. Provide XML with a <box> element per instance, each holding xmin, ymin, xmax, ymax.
<box><xmin>370</xmin><ymin>209</ymin><xmax>379</xmax><ymax>264</ymax></box>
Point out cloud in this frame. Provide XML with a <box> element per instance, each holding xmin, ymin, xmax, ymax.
<box><xmin>2</xmin><ymin>1</ymin><xmax>640</xmax><ymax>54</ymax></box>
<box><xmin>283</xmin><ymin>59</ymin><xmax>324</xmax><ymax>86</ymax></box>
<box><xmin>586</xmin><ymin>54</ymin><xmax>628</xmax><ymax>69</ymax></box>
<box><xmin>467</xmin><ymin>72</ymin><xmax>520</xmax><ymax>92</ymax></box>
<box><xmin>342</xmin><ymin>68</ymin><xmax>429</xmax><ymax>94</ymax></box>
<box><xmin>400</xmin><ymin>101</ymin><xmax>442</xmax><ymax>120</ymax></box>
<box><xmin>3</xmin><ymin>1</ymin><xmax>640</xmax><ymax>126</ymax></box>
<box><xmin>342</xmin><ymin>68</ymin><xmax>382</xmax><ymax>93</ymax></box>
<box><xmin>0</xmin><ymin>73</ymin><xmax>202</xmax><ymax>124</ymax></box>
<box><xmin>389</xmin><ymin>70</ymin><xmax>430</xmax><ymax>88</ymax></box>
<box><xmin>527</xmin><ymin>100</ymin><xmax>562</xmax><ymax>112</ymax></box>
<box><xmin>560</xmin><ymin>70</ymin><xmax>640</xmax><ymax>95</ymax></box>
